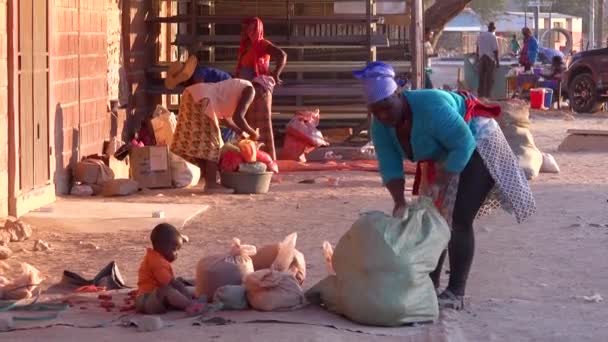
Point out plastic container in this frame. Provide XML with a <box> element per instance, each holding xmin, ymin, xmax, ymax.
<box><xmin>530</xmin><ymin>88</ymin><xmax>546</xmax><ymax>109</ymax></box>
<box><xmin>220</xmin><ymin>172</ymin><xmax>273</xmax><ymax>194</ymax></box>
<box><xmin>543</xmin><ymin>88</ymin><xmax>554</xmax><ymax>109</ymax></box>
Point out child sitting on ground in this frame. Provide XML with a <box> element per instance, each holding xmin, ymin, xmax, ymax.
<box><xmin>136</xmin><ymin>223</ymin><xmax>203</xmax><ymax>315</ymax></box>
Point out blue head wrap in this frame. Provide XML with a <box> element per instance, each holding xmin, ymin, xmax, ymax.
<box><xmin>353</xmin><ymin>62</ymin><xmax>398</xmax><ymax>104</ymax></box>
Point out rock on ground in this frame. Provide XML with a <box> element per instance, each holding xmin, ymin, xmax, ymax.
<box><xmin>3</xmin><ymin>218</ymin><xmax>33</xmax><ymax>242</ymax></box>
<box><xmin>0</xmin><ymin>246</ymin><xmax>12</xmax><ymax>260</ymax></box>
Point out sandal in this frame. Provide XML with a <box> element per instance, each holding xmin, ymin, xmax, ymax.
<box><xmin>438</xmin><ymin>289</ymin><xmax>465</xmax><ymax>311</ymax></box>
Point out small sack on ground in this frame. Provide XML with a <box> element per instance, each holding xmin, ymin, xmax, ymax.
<box><xmin>73</xmin><ymin>158</ymin><xmax>115</xmax><ymax>185</ymax></box>
<box><xmin>169</xmin><ymin>153</ymin><xmax>200</xmax><ymax>188</ymax></box>
<box><xmin>213</xmin><ymin>285</ymin><xmax>248</xmax><ymax>310</ymax></box>
<box><xmin>540</xmin><ymin>153</ymin><xmax>560</xmax><ymax>173</ymax></box>
<box><xmin>102</xmin><ymin>179</ymin><xmax>139</xmax><ymax>197</ymax></box>
<box><xmin>251</xmin><ymin>233</ymin><xmax>306</xmax><ymax>285</ymax></box>
<box><xmin>306</xmin><ymin>197</ymin><xmax>450</xmax><ymax>326</ymax></box>
<box><xmin>195</xmin><ymin>238</ymin><xmax>257</xmax><ymax>301</ymax></box>
<box><xmin>244</xmin><ymin>269</ymin><xmax>305</xmax><ymax>311</ymax></box>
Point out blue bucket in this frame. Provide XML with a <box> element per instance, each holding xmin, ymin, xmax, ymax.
<box><xmin>543</xmin><ymin>88</ymin><xmax>553</xmax><ymax>109</ymax></box>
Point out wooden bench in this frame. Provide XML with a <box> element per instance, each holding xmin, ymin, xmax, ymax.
<box><xmin>146</xmin><ymin>14</ymin><xmax>385</xmax><ymax>25</ymax></box>
<box><xmin>172</xmin><ymin>34</ymin><xmax>390</xmax><ymax>48</ymax></box>
<box><xmin>558</xmin><ymin>129</ymin><xmax>608</xmax><ymax>153</ymax></box>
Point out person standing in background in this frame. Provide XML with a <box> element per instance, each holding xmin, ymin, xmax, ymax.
<box><xmin>519</xmin><ymin>27</ymin><xmax>538</xmax><ymax>71</ymax></box>
<box><xmin>510</xmin><ymin>34</ymin><xmax>521</xmax><ymax>56</ymax></box>
<box><xmin>424</xmin><ymin>28</ymin><xmax>438</xmax><ymax>89</ymax></box>
<box><xmin>476</xmin><ymin>22</ymin><xmax>499</xmax><ymax>98</ymax></box>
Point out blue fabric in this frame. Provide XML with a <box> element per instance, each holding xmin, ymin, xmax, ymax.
<box><xmin>526</xmin><ymin>37</ymin><xmax>539</xmax><ymax>65</ymax></box>
<box><xmin>192</xmin><ymin>66</ymin><xmax>232</xmax><ymax>84</ymax></box>
<box><xmin>538</xmin><ymin>47</ymin><xmax>564</xmax><ymax>64</ymax></box>
<box><xmin>353</xmin><ymin>62</ymin><xmax>398</xmax><ymax>104</ymax></box>
<box><xmin>371</xmin><ymin>89</ymin><xmax>477</xmax><ymax>184</ymax></box>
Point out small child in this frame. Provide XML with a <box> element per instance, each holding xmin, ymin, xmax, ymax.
<box><xmin>136</xmin><ymin>223</ymin><xmax>203</xmax><ymax>315</ymax></box>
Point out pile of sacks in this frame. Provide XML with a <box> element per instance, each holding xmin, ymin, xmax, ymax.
<box><xmin>195</xmin><ymin>233</ymin><xmax>306</xmax><ymax>311</ymax></box>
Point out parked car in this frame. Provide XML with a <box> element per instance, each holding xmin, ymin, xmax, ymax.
<box><xmin>563</xmin><ymin>48</ymin><xmax>608</xmax><ymax>113</ymax></box>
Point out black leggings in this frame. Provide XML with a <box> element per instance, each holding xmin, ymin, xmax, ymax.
<box><xmin>430</xmin><ymin>150</ymin><xmax>495</xmax><ymax>296</ymax></box>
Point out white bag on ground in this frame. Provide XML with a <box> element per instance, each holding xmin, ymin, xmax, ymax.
<box><xmin>244</xmin><ymin>269</ymin><xmax>305</xmax><ymax>311</ymax></box>
<box><xmin>540</xmin><ymin>153</ymin><xmax>560</xmax><ymax>173</ymax></box>
<box><xmin>213</xmin><ymin>285</ymin><xmax>248</xmax><ymax>310</ymax></box>
<box><xmin>150</xmin><ymin>105</ymin><xmax>177</xmax><ymax>146</ymax></box>
<box><xmin>169</xmin><ymin>153</ymin><xmax>200</xmax><ymax>188</ymax></box>
<box><xmin>306</xmin><ymin>197</ymin><xmax>450</xmax><ymax>326</ymax></box>
<box><xmin>495</xmin><ymin>100</ymin><xmax>543</xmax><ymax>179</ymax></box>
<box><xmin>195</xmin><ymin>238</ymin><xmax>257</xmax><ymax>301</ymax></box>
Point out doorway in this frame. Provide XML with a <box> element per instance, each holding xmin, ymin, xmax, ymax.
<box><xmin>8</xmin><ymin>0</ymin><xmax>54</xmax><ymax>217</ymax></box>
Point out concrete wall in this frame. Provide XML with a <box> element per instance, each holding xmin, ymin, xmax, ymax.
<box><xmin>0</xmin><ymin>0</ymin><xmax>8</xmax><ymax>217</ymax></box>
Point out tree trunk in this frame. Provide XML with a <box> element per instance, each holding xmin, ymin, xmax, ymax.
<box><xmin>424</xmin><ymin>0</ymin><xmax>474</xmax><ymax>46</ymax></box>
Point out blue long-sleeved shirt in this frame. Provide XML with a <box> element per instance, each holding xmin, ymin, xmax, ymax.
<box><xmin>371</xmin><ymin>89</ymin><xmax>476</xmax><ymax>184</ymax></box>
<box><xmin>526</xmin><ymin>37</ymin><xmax>539</xmax><ymax>65</ymax></box>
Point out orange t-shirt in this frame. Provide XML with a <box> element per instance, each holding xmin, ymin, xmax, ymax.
<box><xmin>137</xmin><ymin>248</ymin><xmax>174</xmax><ymax>295</ymax></box>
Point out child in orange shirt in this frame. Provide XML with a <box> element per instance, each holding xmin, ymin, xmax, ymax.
<box><xmin>136</xmin><ymin>223</ymin><xmax>203</xmax><ymax>315</ymax></box>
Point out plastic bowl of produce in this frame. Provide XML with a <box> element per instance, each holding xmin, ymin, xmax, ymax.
<box><xmin>220</xmin><ymin>172</ymin><xmax>273</xmax><ymax>194</ymax></box>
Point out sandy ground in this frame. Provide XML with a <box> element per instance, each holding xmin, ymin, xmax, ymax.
<box><xmin>3</xmin><ymin>110</ymin><xmax>608</xmax><ymax>341</ymax></box>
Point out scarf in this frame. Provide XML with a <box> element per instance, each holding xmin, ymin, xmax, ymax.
<box><xmin>252</xmin><ymin>75</ymin><xmax>276</xmax><ymax>93</ymax></box>
<box><xmin>236</xmin><ymin>17</ymin><xmax>270</xmax><ymax>77</ymax></box>
<box><xmin>352</xmin><ymin>61</ymin><xmax>399</xmax><ymax>104</ymax></box>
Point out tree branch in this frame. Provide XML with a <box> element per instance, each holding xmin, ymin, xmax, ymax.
<box><xmin>424</xmin><ymin>0</ymin><xmax>474</xmax><ymax>45</ymax></box>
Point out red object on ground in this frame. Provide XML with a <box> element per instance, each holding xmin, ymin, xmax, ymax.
<box><xmin>219</xmin><ymin>150</ymin><xmax>245</xmax><ymax>172</ymax></box>
<box><xmin>75</xmin><ymin>285</ymin><xmax>107</xmax><ymax>293</ymax></box>
<box><xmin>279</xmin><ymin>134</ymin><xmax>315</xmax><ymax>162</ymax></box>
<box><xmin>276</xmin><ymin>160</ymin><xmax>416</xmax><ymax>174</ymax></box>
<box><xmin>99</xmin><ymin>301</ymin><xmax>116</xmax><ymax>308</ymax></box>
<box><xmin>120</xmin><ymin>305</ymin><xmax>136</xmax><ymax>312</ymax></box>
<box><xmin>256</xmin><ymin>150</ymin><xmax>279</xmax><ymax>173</ymax></box>
<box><xmin>98</xmin><ymin>294</ymin><xmax>112</xmax><ymax>301</ymax></box>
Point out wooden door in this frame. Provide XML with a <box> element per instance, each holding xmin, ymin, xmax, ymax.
<box><xmin>18</xmin><ymin>0</ymin><xmax>49</xmax><ymax>192</ymax></box>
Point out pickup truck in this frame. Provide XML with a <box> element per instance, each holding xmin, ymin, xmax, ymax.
<box><xmin>563</xmin><ymin>48</ymin><xmax>608</xmax><ymax>113</ymax></box>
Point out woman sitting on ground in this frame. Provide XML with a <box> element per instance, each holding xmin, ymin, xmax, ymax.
<box><xmin>235</xmin><ymin>16</ymin><xmax>287</xmax><ymax>159</ymax></box>
<box><xmin>353</xmin><ymin>62</ymin><xmax>536</xmax><ymax>310</ymax></box>
<box><xmin>165</xmin><ymin>56</ymin><xmax>263</xmax><ymax>193</ymax></box>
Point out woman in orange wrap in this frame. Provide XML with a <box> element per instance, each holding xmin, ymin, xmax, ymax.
<box><xmin>236</xmin><ymin>17</ymin><xmax>287</xmax><ymax>159</ymax></box>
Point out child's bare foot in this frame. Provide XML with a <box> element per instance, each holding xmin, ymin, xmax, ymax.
<box><xmin>185</xmin><ymin>302</ymin><xmax>205</xmax><ymax>316</ymax></box>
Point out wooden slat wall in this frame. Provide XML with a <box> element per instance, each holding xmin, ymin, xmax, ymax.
<box><xmin>33</xmin><ymin>0</ymin><xmax>49</xmax><ymax>186</ymax></box>
<box><xmin>18</xmin><ymin>0</ymin><xmax>34</xmax><ymax>191</ymax></box>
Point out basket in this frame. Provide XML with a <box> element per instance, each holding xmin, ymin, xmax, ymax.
<box><xmin>220</xmin><ymin>172</ymin><xmax>273</xmax><ymax>194</ymax></box>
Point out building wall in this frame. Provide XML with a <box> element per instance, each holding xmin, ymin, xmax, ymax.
<box><xmin>0</xmin><ymin>0</ymin><xmax>8</xmax><ymax>217</ymax></box>
<box><xmin>51</xmin><ymin>0</ymin><xmax>111</xmax><ymax>194</ymax></box>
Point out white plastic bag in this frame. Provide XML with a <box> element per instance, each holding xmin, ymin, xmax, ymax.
<box><xmin>540</xmin><ymin>153</ymin><xmax>560</xmax><ymax>173</ymax></box>
<box><xmin>151</xmin><ymin>105</ymin><xmax>177</xmax><ymax>146</ymax></box>
<box><xmin>169</xmin><ymin>153</ymin><xmax>200</xmax><ymax>188</ymax></box>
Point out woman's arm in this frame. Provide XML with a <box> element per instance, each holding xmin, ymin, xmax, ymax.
<box><xmin>231</xmin><ymin>85</ymin><xmax>258</xmax><ymax>138</ymax></box>
<box><xmin>265</xmin><ymin>42</ymin><xmax>287</xmax><ymax>84</ymax></box>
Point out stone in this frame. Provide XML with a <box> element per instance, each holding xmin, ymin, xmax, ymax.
<box><xmin>79</xmin><ymin>241</ymin><xmax>100</xmax><ymax>250</ymax></box>
<box><xmin>135</xmin><ymin>316</ymin><xmax>164</xmax><ymax>332</ymax></box>
<box><xmin>3</xmin><ymin>218</ymin><xmax>33</xmax><ymax>242</ymax></box>
<box><xmin>34</xmin><ymin>240</ymin><xmax>51</xmax><ymax>252</ymax></box>
<box><xmin>180</xmin><ymin>234</ymin><xmax>190</xmax><ymax>243</ymax></box>
<box><xmin>0</xmin><ymin>314</ymin><xmax>15</xmax><ymax>332</ymax></box>
<box><xmin>0</xmin><ymin>247</ymin><xmax>12</xmax><ymax>260</ymax></box>
<box><xmin>0</xmin><ymin>230</ymin><xmax>10</xmax><ymax>246</ymax></box>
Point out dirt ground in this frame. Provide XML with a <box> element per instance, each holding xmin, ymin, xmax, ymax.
<box><xmin>3</xmin><ymin>111</ymin><xmax>608</xmax><ymax>341</ymax></box>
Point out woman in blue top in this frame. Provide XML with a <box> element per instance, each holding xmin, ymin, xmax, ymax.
<box><xmin>354</xmin><ymin>62</ymin><xmax>536</xmax><ymax>310</ymax></box>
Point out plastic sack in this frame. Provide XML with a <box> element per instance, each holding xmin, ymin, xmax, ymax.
<box><xmin>279</xmin><ymin>134</ymin><xmax>316</xmax><ymax>162</ymax></box>
<box><xmin>238</xmin><ymin>162</ymin><xmax>267</xmax><ymax>174</ymax></box>
<box><xmin>540</xmin><ymin>153</ymin><xmax>560</xmax><ymax>173</ymax></box>
<box><xmin>195</xmin><ymin>238</ymin><xmax>257</xmax><ymax>301</ymax></box>
<box><xmin>496</xmin><ymin>100</ymin><xmax>543</xmax><ymax>180</ymax></box>
<box><xmin>150</xmin><ymin>105</ymin><xmax>177</xmax><ymax>146</ymax></box>
<box><xmin>285</xmin><ymin>109</ymin><xmax>328</xmax><ymax>148</ymax></box>
<box><xmin>0</xmin><ymin>262</ymin><xmax>45</xmax><ymax>300</ymax></box>
<box><xmin>169</xmin><ymin>153</ymin><xmax>201</xmax><ymax>188</ymax></box>
<box><xmin>256</xmin><ymin>150</ymin><xmax>279</xmax><ymax>174</ymax></box>
<box><xmin>219</xmin><ymin>151</ymin><xmax>244</xmax><ymax>172</ymax></box>
<box><xmin>213</xmin><ymin>285</ymin><xmax>248</xmax><ymax>310</ymax></box>
<box><xmin>251</xmin><ymin>233</ymin><xmax>306</xmax><ymax>285</ymax></box>
<box><xmin>244</xmin><ymin>269</ymin><xmax>306</xmax><ymax>312</ymax></box>
<box><xmin>305</xmin><ymin>198</ymin><xmax>451</xmax><ymax>326</ymax></box>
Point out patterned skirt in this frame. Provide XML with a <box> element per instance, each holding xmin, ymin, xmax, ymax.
<box><xmin>420</xmin><ymin>117</ymin><xmax>536</xmax><ymax>226</ymax></box>
<box><xmin>170</xmin><ymin>92</ymin><xmax>223</xmax><ymax>163</ymax></box>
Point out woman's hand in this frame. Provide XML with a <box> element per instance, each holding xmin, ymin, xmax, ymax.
<box><xmin>271</xmin><ymin>72</ymin><xmax>284</xmax><ymax>86</ymax></box>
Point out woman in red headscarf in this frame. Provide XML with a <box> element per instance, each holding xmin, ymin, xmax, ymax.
<box><xmin>236</xmin><ymin>17</ymin><xmax>287</xmax><ymax>159</ymax></box>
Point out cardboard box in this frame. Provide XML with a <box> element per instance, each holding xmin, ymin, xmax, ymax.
<box><xmin>109</xmin><ymin>156</ymin><xmax>130</xmax><ymax>179</ymax></box>
<box><xmin>129</xmin><ymin>146</ymin><xmax>173</xmax><ymax>189</ymax></box>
